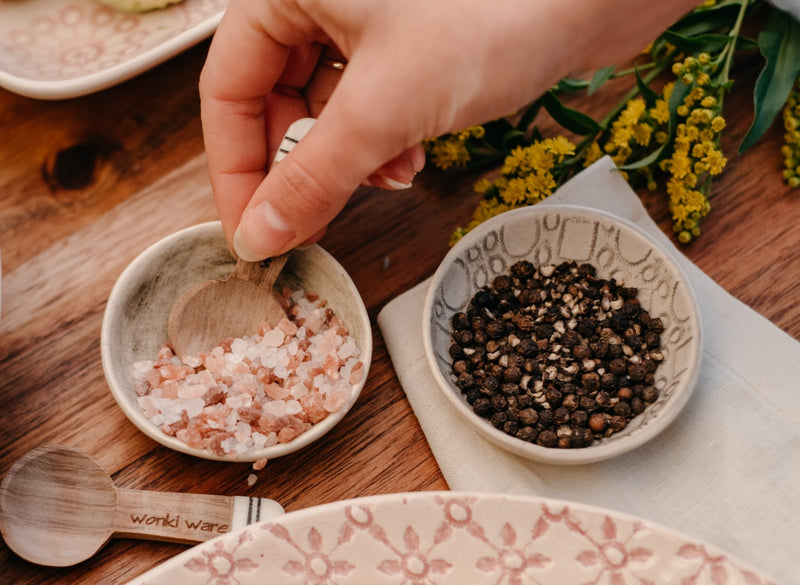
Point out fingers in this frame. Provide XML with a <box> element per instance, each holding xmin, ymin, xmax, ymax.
<box><xmin>199</xmin><ymin>0</ymin><xmax>323</xmax><ymax>250</ymax></box>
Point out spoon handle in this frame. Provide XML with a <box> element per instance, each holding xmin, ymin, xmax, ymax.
<box><xmin>114</xmin><ymin>489</ymin><xmax>284</xmax><ymax>544</ymax></box>
<box><xmin>230</xmin><ymin>253</ymin><xmax>290</xmax><ymax>287</ymax></box>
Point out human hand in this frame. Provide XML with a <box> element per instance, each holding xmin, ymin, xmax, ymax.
<box><xmin>200</xmin><ymin>0</ymin><xmax>699</xmax><ymax>261</ymax></box>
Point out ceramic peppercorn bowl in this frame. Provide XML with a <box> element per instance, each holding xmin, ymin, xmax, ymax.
<box><xmin>101</xmin><ymin>221</ymin><xmax>372</xmax><ymax>463</ymax></box>
<box><xmin>422</xmin><ymin>204</ymin><xmax>702</xmax><ymax>465</ymax></box>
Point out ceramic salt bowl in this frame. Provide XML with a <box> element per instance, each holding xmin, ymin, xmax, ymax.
<box><xmin>422</xmin><ymin>204</ymin><xmax>702</xmax><ymax>465</ymax></box>
<box><xmin>101</xmin><ymin>221</ymin><xmax>372</xmax><ymax>462</ymax></box>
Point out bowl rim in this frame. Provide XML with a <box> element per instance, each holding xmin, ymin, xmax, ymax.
<box><xmin>101</xmin><ymin>220</ymin><xmax>372</xmax><ymax>462</ymax></box>
<box><xmin>421</xmin><ymin>203</ymin><xmax>703</xmax><ymax>465</ymax></box>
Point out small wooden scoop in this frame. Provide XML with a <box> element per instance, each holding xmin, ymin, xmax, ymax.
<box><xmin>0</xmin><ymin>446</ymin><xmax>284</xmax><ymax>567</ymax></box>
<box><xmin>167</xmin><ymin>253</ymin><xmax>289</xmax><ymax>361</ymax></box>
<box><xmin>166</xmin><ymin>118</ymin><xmax>316</xmax><ymax>361</ymax></box>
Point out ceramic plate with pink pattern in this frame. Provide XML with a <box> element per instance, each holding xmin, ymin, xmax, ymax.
<box><xmin>0</xmin><ymin>0</ymin><xmax>227</xmax><ymax>99</ymax></box>
<box><xmin>123</xmin><ymin>491</ymin><xmax>783</xmax><ymax>585</ymax></box>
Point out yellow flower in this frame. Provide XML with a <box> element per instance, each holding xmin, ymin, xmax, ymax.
<box><xmin>650</xmin><ymin>98</ymin><xmax>670</xmax><ymax>124</ymax></box>
<box><xmin>425</xmin><ymin>137</ymin><xmax>470</xmax><ymax>169</ymax></box>
<box><xmin>583</xmin><ymin>142</ymin><xmax>604</xmax><ymax>166</ymax></box>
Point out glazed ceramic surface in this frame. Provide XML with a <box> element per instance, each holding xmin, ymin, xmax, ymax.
<box><xmin>0</xmin><ymin>0</ymin><xmax>226</xmax><ymax>99</ymax></box>
<box><xmin>123</xmin><ymin>491</ymin><xmax>780</xmax><ymax>585</ymax></box>
<box><xmin>101</xmin><ymin>221</ymin><xmax>372</xmax><ymax>462</ymax></box>
<box><xmin>422</xmin><ymin>204</ymin><xmax>703</xmax><ymax>465</ymax></box>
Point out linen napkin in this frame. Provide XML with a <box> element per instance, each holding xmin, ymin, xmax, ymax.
<box><xmin>378</xmin><ymin>157</ymin><xmax>800</xmax><ymax>585</ymax></box>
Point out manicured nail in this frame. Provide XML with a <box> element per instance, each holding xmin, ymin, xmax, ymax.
<box><xmin>233</xmin><ymin>201</ymin><xmax>294</xmax><ymax>261</ymax></box>
<box><xmin>410</xmin><ymin>144</ymin><xmax>426</xmax><ymax>173</ymax></box>
<box><xmin>381</xmin><ymin>176</ymin><xmax>413</xmax><ymax>190</ymax></box>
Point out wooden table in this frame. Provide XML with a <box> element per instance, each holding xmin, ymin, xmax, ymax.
<box><xmin>1</xmin><ymin>37</ymin><xmax>798</xmax><ymax>584</ymax></box>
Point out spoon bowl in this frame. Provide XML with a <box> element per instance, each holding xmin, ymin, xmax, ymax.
<box><xmin>0</xmin><ymin>446</ymin><xmax>284</xmax><ymax>566</ymax></box>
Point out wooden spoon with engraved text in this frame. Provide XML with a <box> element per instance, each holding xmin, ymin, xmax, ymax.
<box><xmin>0</xmin><ymin>445</ymin><xmax>284</xmax><ymax>567</ymax></box>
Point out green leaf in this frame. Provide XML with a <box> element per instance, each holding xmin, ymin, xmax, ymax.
<box><xmin>501</xmin><ymin>130</ymin><xmax>528</xmax><ymax>151</ymax></box>
<box><xmin>619</xmin><ymin>79</ymin><xmax>693</xmax><ymax>171</ymax></box>
<box><xmin>516</xmin><ymin>99</ymin><xmax>542</xmax><ymax>132</ymax></box>
<box><xmin>481</xmin><ymin>118</ymin><xmax>514</xmax><ymax>146</ymax></box>
<box><xmin>555</xmin><ymin>78</ymin><xmax>589</xmax><ymax>93</ymax></box>
<box><xmin>635</xmin><ymin>65</ymin><xmax>660</xmax><ymax>105</ymax></box>
<box><xmin>661</xmin><ymin>30</ymin><xmax>734</xmax><ymax>53</ymax></box>
<box><xmin>739</xmin><ymin>8</ymin><xmax>800</xmax><ymax>153</ymax></box>
<box><xmin>540</xmin><ymin>91</ymin><xmax>601</xmax><ymax>136</ymax></box>
<box><xmin>669</xmin><ymin>1</ymin><xmax>744</xmax><ymax>37</ymax></box>
<box><xmin>588</xmin><ymin>66</ymin><xmax>616</xmax><ymax>95</ymax></box>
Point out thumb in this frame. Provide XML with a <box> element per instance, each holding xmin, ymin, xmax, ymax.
<box><xmin>232</xmin><ymin>98</ymin><xmax>410</xmax><ymax>261</ymax></box>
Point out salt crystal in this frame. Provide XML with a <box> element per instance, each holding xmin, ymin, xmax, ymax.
<box><xmin>323</xmin><ymin>386</ymin><xmax>350</xmax><ymax>413</ymax></box>
<box><xmin>338</xmin><ymin>339</ymin><xmax>356</xmax><ymax>359</ymax></box>
<box><xmin>262</xmin><ymin>401</ymin><xmax>287</xmax><ymax>417</ymax></box>
<box><xmin>177</xmin><ymin>384</ymin><xmax>206</xmax><ymax>399</ymax></box>
<box><xmin>133</xmin><ymin>360</ymin><xmax>154</xmax><ymax>374</ymax></box>
<box><xmin>290</xmin><ymin>383</ymin><xmax>308</xmax><ymax>399</ymax></box>
<box><xmin>262</xmin><ymin>328</ymin><xmax>285</xmax><ymax>347</ymax></box>
<box><xmin>285</xmin><ymin>399</ymin><xmax>302</xmax><ymax>415</ymax></box>
<box><xmin>231</xmin><ymin>338</ymin><xmax>248</xmax><ymax>356</ymax></box>
<box><xmin>183</xmin><ymin>397</ymin><xmax>206</xmax><ymax>418</ymax></box>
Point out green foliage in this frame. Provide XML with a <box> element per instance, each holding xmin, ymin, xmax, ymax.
<box><xmin>424</xmin><ymin>0</ymin><xmax>800</xmax><ymax>245</ymax></box>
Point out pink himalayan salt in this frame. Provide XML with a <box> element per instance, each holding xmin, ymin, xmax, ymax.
<box><xmin>133</xmin><ymin>290</ymin><xmax>364</xmax><ymax>458</ymax></box>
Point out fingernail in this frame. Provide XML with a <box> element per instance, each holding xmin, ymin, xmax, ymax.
<box><xmin>381</xmin><ymin>176</ymin><xmax>413</xmax><ymax>190</ymax></box>
<box><xmin>234</xmin><ymin>201</ymin><xmax>294</xmax><ymax>261</ymax></box>
<box><xmin>410</xmin><ymin>145</ymin><xmax>426</xmax><ymax>173</ymax></box>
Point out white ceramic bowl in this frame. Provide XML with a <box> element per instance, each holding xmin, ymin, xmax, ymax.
<box><xmin>101</xmin><ymin>221</ymin><xmax>372</xmax><ymax>462</ymax></box>
<box><xmin>422</xmin><ymin>204</ymin><xmax>702</xmax><ymax>465</ymax></box>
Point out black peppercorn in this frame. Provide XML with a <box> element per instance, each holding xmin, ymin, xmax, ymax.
<box><xmin>642</xmin><ymin>386</ymin><xmax>659</xmax><ymax>403</ymax></box>
<box><xmin>511</xmin><ymin>260</ymin><xmax>535</xmax><ymax>278</ymax></box>
<box><xmin>452</xmin><ymin>360</ymin><xmax>470</xmax><ymax>375</ymax></box>
<box><xmin>518</xmin><ymin>408</ymin><xmax>539</xmax><ymax>425</ymax></box>
<box><xmin>536</xmin><ymin>430</ymin><xmax>558</xmax><ymax>447</ymax></box>
<box><xmin>493</xmin><ymin>274</ymin><xmax>512</xmax><ymax>292</ymax></box>
<box><xmin>588</xmin><ymin>412</ymin><xmax>607</xmax><ymax>432</ymax></box>
<box><xmin>490</xmin><ymin>411</ymin><xmax>508</xmax><ymax>429</ymax></box>
<box><xmin>453</xmin><ymin>329</ymin><xmax>473</xmax><ymax>346</ymax></box>
<box><xmin>449</xmin><ymin>343</ymin><xmax>465</xmax><ymax>360</ymax></box>
<box><xmin>452</xmin><ymin>312</ymin><xmax>470</xmax><ymax>330</ymax></box>
<box><xmin>472</xmin><ymin>398</ymin><xmax>493</xmax><ymax>417</ymax></box>
<box><xmin>486</xmin><ymin>321</ymin><xmax>505</xmax><ymax>339</ymax></box>
<box><xmin>516</xmin><ymin>426</ymin><xmax>537</xmax><ymax>442</ymax></box>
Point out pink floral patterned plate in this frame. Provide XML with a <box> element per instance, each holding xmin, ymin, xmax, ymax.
<box><xmin>0</xmin><ymin>0</ymin><xmax>227</xmax><ymax>99</ymax></box>
<box><xmin>123</xmin><ymin>491</ymin><xmax>783</xmax><ymax>585</ymax></box>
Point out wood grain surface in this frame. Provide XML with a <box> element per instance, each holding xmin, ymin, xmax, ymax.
<box><xmin>1</xmin><ymin>34</ymin><xmax>799</xmax><ymax>585</ymax></box>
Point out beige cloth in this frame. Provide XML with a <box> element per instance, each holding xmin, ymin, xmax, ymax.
<box><xmin>378</xmin><ymin>157</ymin><xmax>800</xmax><ymax>585</ymax></box>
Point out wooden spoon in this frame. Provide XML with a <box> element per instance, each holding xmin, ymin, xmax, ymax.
<box><xmin>0</xmin><ymin>446</ymin><xmax>284</xmax><ymax>567</ymax></box>
<box><xmin>167</xmin><ymin>253</ymin><xmax>289</xmax><ymax>361</ymax></box>
<box><xmin>167</xmin><ymin>117</ymin><xmax>316</xmax><ymax>362</ymax></box>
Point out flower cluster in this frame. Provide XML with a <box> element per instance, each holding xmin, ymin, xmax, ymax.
<box><xmin>424</xmin><ymin>126</ymin><xmax>486</xmax><ymax>170</ymax></box>
<box><xmin>424</xmin><ymin>0</ymin><xmax>800</xmax><ymax>245</ymax></box>
<box><xmin>448</xmin><ymin>138</ymin><xmax>575</xmax><ymax>245</ymax></box>
<box><xmin>782</xmin><ymin>79</ymin><xmax>800</xmax><ymax>188</ymax></box>
<box><xmin>662</xmin><ymin>55</ymin><xmax>728</xmax><ymax>242</ymax></box>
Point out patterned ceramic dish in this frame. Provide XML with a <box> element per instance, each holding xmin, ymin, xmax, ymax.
<box><xmin>422</xmin><ymin>204</ymin><xmax>703</xmax><ymax>465</ymax></box>
<box><xmin>101</xmin><ymin>221</ymin><xmax>372</xmax><ymax>463</ymax></box>
<box><xmin>0</xmin><ymin>0</ymin><xmax>227</xmax><ymax>100</ymax></box>
<box><xmin>121</xmin><ymin>491</ymin><xmax>781</xmax><ymax>585</ymax></box>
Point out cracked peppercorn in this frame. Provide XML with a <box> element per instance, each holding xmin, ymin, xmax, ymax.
<box><xmin>448</xmin><ymin>260</ymin><xmax>665</xmax><ymax>449</ymax></box>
